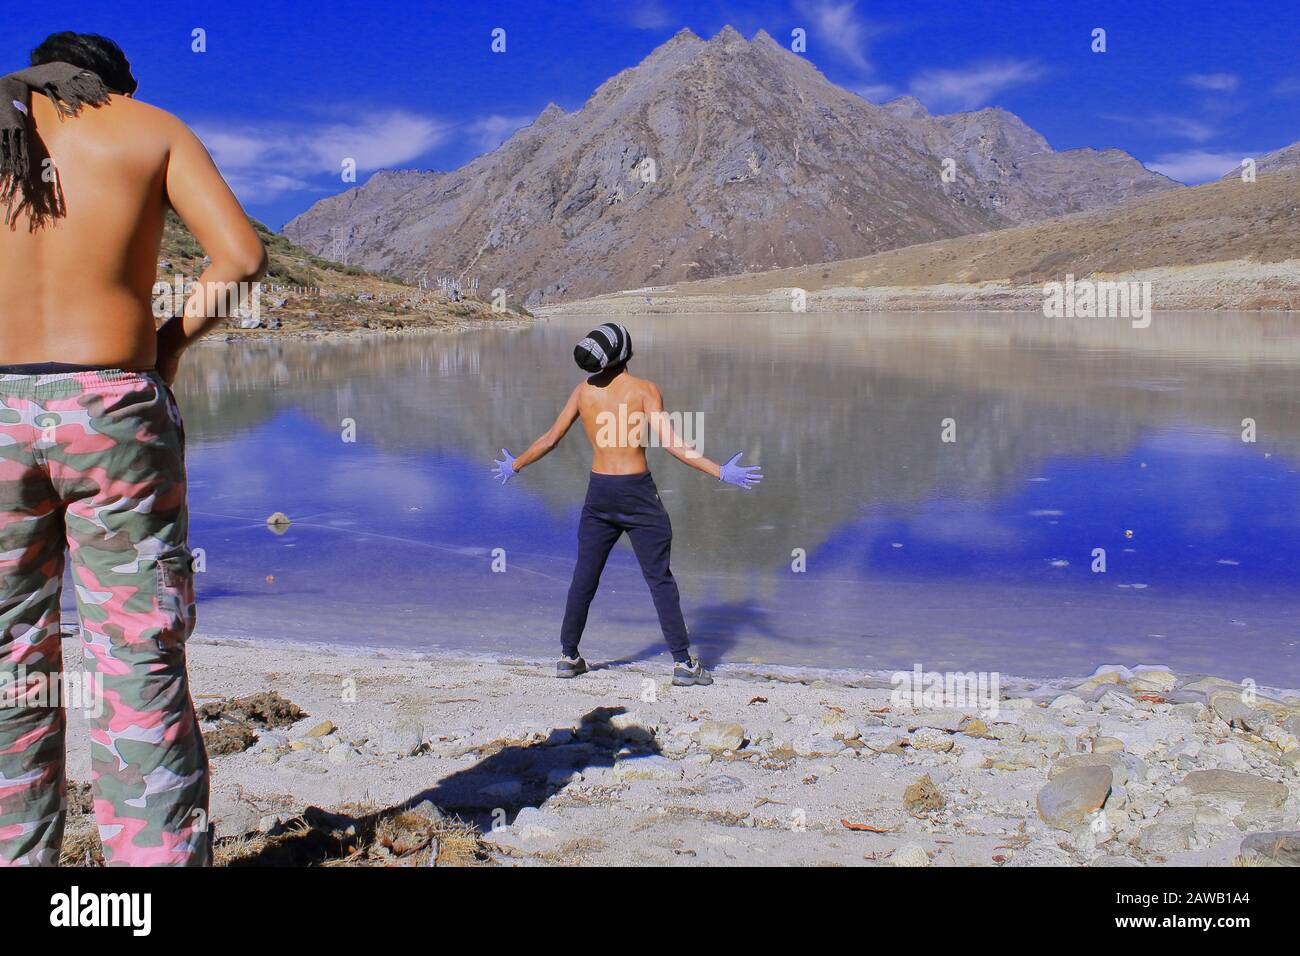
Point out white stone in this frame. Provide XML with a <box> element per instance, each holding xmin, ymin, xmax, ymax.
<box><xmin>891</xmin><ymin>843</ymin><xmax>930</xmax><ymax>867</ymax></box>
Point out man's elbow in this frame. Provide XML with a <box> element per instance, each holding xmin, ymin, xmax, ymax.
<box><xmin>217</xmin><ymin>241</ymin><xmax>268</xmax><ymax>282</ymax></box>
<box><xmin>240</xmin><ymin>242</ymin><xmax>270</xmax><ymax>282</ymax></box>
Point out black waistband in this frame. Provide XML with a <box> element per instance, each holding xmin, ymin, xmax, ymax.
<box><xmin>0</xmin><ymin>362</ymin><xmax>137</xmax><ymax>374</ymax></box>
<box><xmin>589</xmin><ymin>470</ymin><xmax>654</xmax><ymax>482</ymax></box>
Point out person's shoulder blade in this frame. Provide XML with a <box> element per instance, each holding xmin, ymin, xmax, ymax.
<box><xmin>639</xmin><ymin>376</ymin><xmax>663</xmax><ymax>403</ymax></box>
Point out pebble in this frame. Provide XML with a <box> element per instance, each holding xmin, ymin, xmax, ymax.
<box><xmin>911</xmin><ymin>728</ymin><xmax>954</xmax><ymax>753</ymax></box>
<box><xmin>1138</xmin><ymin>819</ymin><xmax>1194</xmax><ymax>854</ymax></box>
<box><xmin>661</xmin><ymin>735</ymin><xmax>692</xmax><ymax>758</ymax></box>
<box><xmin>1129</xmin><ymin>669</ymin><xmax>1178</xmax><ymax>693</ymax></box>
<box><xmin>1180</xmin><ymin>770</ymin><xmax>1288</xmax><ymax>810</ymax></box>
<box><xmin>861</xmin><ymin>730</ymin><xmax>907</xmax><ymax>754</ymax></box>
<box><xmin>1036</xmin><ymin>765</ymin><xmax>1113</xmax><ymax>830</ymax></box>
<box><xmin>303</xmin><ymin>720</ymin><xmax>335</xmax><ymax>738</ymax></box>
<box><xmin>1000</xmin><ymin>698</ymin><xmax>1037</xmax><ymax>711</ymax></box>
<box><xmin>891</xmin><ymin>843</ymin><xmax>930</xmax><ymax>867</ymax></box>
<box><xmin>1171</xmin><ymin>702</ymin><xmax>1206</xmax><ymax>722</ymax></box>
<box><xmin>1097</xmin><ymin>691</ymin><xmax>1136</xmax><ymax>712</ymax></box>
<box><xmin>1211</xmin><ymin>696</ymin><xmax>1267</xmax><ymax>733</ymax></box>
<box><xmin>696</xmin><ymin>721</ymin><xmax>746</xmax><ymax>753</ymax></box>
<box><xmin>988</xmin><ymin>724</ymin><xmax>1026</xmax><ymax>743</ymax></box>
<box><xmin>327</xmin><ymin>743</ymin><xmax>357</xmax><ymax>765</ymax></box>
<box><xmin>610</xmin><ymin>712</ymin><xmax>658</xmax><ymax>744</ymax></box>
<box><xmin>1050</xmin><ymin>753</ymin><xmax>1129</xmax><ymax>787</ymax></box>
<box><xmin>794</xmin><ymin>735</ymin><xmax>842</xmax><ymax>757</ymax></box>
<box><xmin>816</xmin><ymin>713</ymin><xmax>860</xmax><ymax>740</ymax></box>
<box><xmin>377</xmin><ymin>719</ymin><xmax>426</xmax><ymax>756</ymax></box>
<box><xmin>1048</xmin><ymin>694</ymin><xmax>1086</xmax><ymax>711</ymax></box>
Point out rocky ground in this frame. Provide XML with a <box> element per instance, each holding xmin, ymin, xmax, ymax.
<box><xmin>59</xmin><ymin>638</ymin><xmax>1300</xmax><ymax>867</ymax></box>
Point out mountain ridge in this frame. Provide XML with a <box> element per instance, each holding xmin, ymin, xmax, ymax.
<box><xmin>283</xmin><ymin>25</ymin><xmax>1177</xmax><ymax>306</ymax></box>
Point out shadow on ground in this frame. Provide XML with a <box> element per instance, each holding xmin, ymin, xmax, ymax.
<box><xmin>223</xmin><ymin>704</ymin><xmax>658</xmax><ymax>866</ymax></box>
<box><xmin>599</xmin><ymin>598</ymin><xmax>788</xmax><ymax>669</ymax></box>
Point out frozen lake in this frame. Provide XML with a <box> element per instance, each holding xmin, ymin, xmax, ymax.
<box><xmin>125</xmin><ymin>312</ymin><xmax>1300</xmax><ymax>685</ymax></box>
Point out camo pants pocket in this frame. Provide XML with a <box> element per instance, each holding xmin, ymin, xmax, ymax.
<box><xmin>154</xmin><ymin>547</ymin><xmax>197</xmax><ymax>651</ymax></box>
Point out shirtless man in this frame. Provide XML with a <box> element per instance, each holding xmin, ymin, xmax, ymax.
<box><xmin>0</xmin><ymin>33</ymin><xmax>266</xmax><ymax>866</ymax></box>
<box><xmin>491</xmin><ymin>323</ymin><xmax>762</xmax><ymax>685</ymax></box>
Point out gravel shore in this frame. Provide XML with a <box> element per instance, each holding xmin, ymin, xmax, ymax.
<box><xmin>60</xmin><ymin>637</ymin><xmax>1300</xmax><ymax>867</ymax></box>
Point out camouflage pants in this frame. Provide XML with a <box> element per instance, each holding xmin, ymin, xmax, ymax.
<box><xmin>0</xmin><ymin>369</ymin><xmax>209</xmax><ymax>866</ymax></box>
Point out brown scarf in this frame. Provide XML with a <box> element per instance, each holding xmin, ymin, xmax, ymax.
<box><xmin>1</xmin><ymin>61</ymin><xmax>111</xmax><ymax>227</ymax></box>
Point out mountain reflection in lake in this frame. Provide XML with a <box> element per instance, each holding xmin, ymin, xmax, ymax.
<box><xmin>116</xmin><ymin>313</ymin><xmax>1300</xmax><ymax>685</ymax></box>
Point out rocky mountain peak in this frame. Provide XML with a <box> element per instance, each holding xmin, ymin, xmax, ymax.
<box><xmin>710</xmin><ymin>25</ymin><xmax>748</xmax><ymax>45</ymax></box>
<box><xmin>882</xmin><ymin>95</ymin><xmax>930</xmax><ymax>119</ymax></box>
<box><xmin>283</xmin><ymin>27</ymin><xmax>1178</xmax><ymax>307</ymax></box>
<box><xmin>534</xmin><ymin>102</ymin><xmax>565</xmax><ymax>127</ymax></box>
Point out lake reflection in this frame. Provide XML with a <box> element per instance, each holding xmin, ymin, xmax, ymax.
<box><xmin>128</xmin><ymin>313</ymin><xmax>1300</xmax><ymax>684</ymax></box>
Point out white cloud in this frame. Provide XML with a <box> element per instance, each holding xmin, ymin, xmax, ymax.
<box><xmin>1274</xmin><ymin>77</ymin><xmax>1300</xmax><ymax>96</ymax></box>
<box><xmin>194</xmin><ymin>110</ymin><xmax>449</xmax><ymax>201</ymax></box>
<box><xmin>1183</xmin><ymin>72</ymin><xmax>1239</xmax><ymax>93</ymax></box>
<box><xmin>465</xmin><ymin>114</ymin><xmax>535</xmax><ymax>153</ymax></box>
<box><xmin>852</xmin><ymin>82</ymin><xmax>897</xmax><ymax>102</ymax></box>
<box><xmin>1101</xmin><ymin>112</ymin><xmax>1217</xmax><ymax>143</ymax></box>
<box><xmin>624</xmin><ymin>0</ymin><xmax>673</xmax><ymax>30</ymax></box>
<box><xmin>1145</xmin><ymin>149</ymin><xmax>1247</xmax><ymax>184</ymax></box>
<box><xmin>797</xmin><ymin>0</ymin><xmax>877</xmax><ymax>71</ymax></box>
<box><xmin>909</xmin><ymin>59</ymin><xmax>1045</xmax><ymax>111</ymax></box>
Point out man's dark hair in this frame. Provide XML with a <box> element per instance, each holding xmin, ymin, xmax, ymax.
<box><xmin>30</xmin><ymin>32</ymin><xmax>137</xmax><ymax>95</ymax></box>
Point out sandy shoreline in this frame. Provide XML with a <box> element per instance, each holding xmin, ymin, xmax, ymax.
<box><xmin>57</xmin><ymin>635</ymin><xmax>1300</xmax><ymax>866</ymax></box>
<box><xmin>535</xmin><ymin>259</ymin><xmax>1300</xmax><ymax>317</ymax></box>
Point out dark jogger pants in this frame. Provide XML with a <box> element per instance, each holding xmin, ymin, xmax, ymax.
<box><xmin>560</xmin><ymin>471</ymin><xmax>690</xmax><ymax>662</ymax></box>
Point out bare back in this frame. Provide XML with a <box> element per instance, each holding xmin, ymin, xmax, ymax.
<box><xmin>577</xmin><ymin>369</ymin><xmax>656</xmax><ymax>475</ymax></box>
<box><xmin>0</xmin><ymin>93</ymin><xmax>258</xmax><ymax>368</ymax></box>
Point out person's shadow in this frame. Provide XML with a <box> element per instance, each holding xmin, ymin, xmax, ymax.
<box><xmin>226</xmin><ymin>705</ymin><xmax>660</xmax><ymax>865</ymax></box>
<box><xmin>599</xmin><ymin>598</ymin><xmax>785</xmax><ymax>669</ymax></box>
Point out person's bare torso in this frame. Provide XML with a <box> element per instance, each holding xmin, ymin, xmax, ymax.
<box><xmin>577</xmin><ymin>370</ymin><xmax>655</xmax><ymax>475</ymax></box>
<box><xmin>0</xmin><ymin>94</ymin><xmax>171</xmax><ymax>367</ymax></box>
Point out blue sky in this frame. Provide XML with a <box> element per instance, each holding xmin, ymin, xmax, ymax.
<box><xmin>6</xmin><ymin>0</ymin><xmax>1297</xmax><ymax>228</ymax></box>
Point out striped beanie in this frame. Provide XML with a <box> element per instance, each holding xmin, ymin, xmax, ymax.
<box><xmin>574</xmin><ymin>323</ymin><xmax>633</xmax><ymax>372</ymax></box>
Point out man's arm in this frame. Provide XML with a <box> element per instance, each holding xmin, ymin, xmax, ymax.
<box><xmin>511</xmin><ymin>384</ymin><xmax>583</xmax><ymax>472</ymax></box>
<box><xmin>156</xmin><ymin>117</ymin><xmax>268</xmax><ymax>383</ymax></box>
<box><xmin>645</xmin><ymin>382</ymin><xmax>723</xmax><ymax>479</ymax></box>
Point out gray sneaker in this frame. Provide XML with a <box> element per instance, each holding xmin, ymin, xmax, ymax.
<box><xmin>672</xmin><ymin>656</ymin><xmax>713</xmax><ymax>686</ymax></box>
<box><xmin>556</xmin><ymin>655</ymin><xmax>588</xmax><ymax>679</ymax></box>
